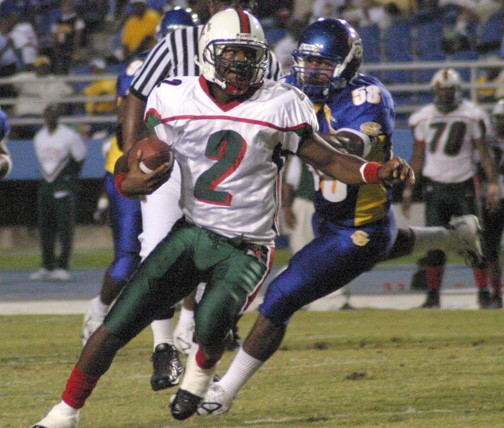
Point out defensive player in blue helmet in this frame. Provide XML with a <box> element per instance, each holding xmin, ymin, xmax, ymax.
<box><xmin>196</xmin><ymin>18</ymin><xmax>483</xmax><ymax>416</ymax></box>
<box><xmin>156</xmin><ymin>6</ymin><xmax>200</xmax><ymax>40</ymax></box>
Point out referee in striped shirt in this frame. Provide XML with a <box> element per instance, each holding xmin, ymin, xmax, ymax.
<box><xmin>120</xmin><ymin>0</ymin><xmax>283</xmax><ymax>393</ymax></box>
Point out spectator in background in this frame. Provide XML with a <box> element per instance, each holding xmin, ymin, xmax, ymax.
<box><xmin>476</xmin><ymin>59</ymin><xmax>501</xmax><ymax>102</ymax></box>
<box><xmin>0</xmin><ymin>16</ymin><xmax>18</xmax><ymax>99</ymax></box>
<box><xmin>121</xmin><ymin>0</ymin><xmax>161</xmax><ymax>60</ymax></box>
<box><xmin>340</xmin><ymin>0</ymin><xmax>394</xmax><ymax>30</ymax></box>
<box><xmin>30</xmin><ymin>104</ymin><xmax>87</xmax><ymax>281</ymax></box>
<box><xmin>310</xmin><ymin>0</ymin><xmax>345</xmax><ymax>20</ymax></box>
<box><xmin>50</xmin><ymin>0</ymin><xmax>86</xmax><ymax>74</ymax></box>
<box><xmin>0</xmin><ymin>16</ymin><xmax>17</xmax><ymax>76</ymax></box>
<box><xmin>74</xmin><ymin>0</ymin><xmax>109</xmax><ymax>42</ymax></box>
<box><xmin>10</xmin><ymin>55</ymin><xmax>73</xmax><ymax>121</ymax></box>
<box><xmin>8</xmin><ymin>10</ymin><xmax>38</xmax><ymax>71</ymax></box>
<box><xmin>82</xmin><ymin>58</ymin><xmax>116</xmax><ymax>115</ymax></box>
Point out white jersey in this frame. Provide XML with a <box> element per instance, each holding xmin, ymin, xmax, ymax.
<box><xmin>33</xmin><ymin>124</ymin><xmax>86</xmax><ymax>182</ymax></box>
<box><xmin>408</xmin><ymin>100</ymin><xmax>485</xmax><ymax>183</ymax></box>
<box><xmin>145</xmin><ymin>76</ymin><xmax>318</xmax><ymax>242</ymax></box>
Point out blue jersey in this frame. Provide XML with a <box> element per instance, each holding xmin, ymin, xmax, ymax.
<box><xmin>285</xmin><ymin>73</ymin><xmax>395</xmax><ymax>227</ymax></box>
<box><xmin>0</xmin><ymin>108</ymin><xmax>10</xmax><ymax>141</ymax></box>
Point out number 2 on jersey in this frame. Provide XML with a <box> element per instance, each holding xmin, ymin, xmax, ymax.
<box><xmin>194</xmin><ymin>130</ymin><xmax>246</xmax><ymax>205</ymax></box>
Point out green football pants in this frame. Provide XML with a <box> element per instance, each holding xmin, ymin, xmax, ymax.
<box><xmin>105</xmin><ymin>218</ymin><xmax>274</xmax><ymax>353</ymax></box>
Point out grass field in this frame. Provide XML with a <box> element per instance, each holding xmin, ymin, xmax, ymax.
<box><xmin>3</xmin><ymin>310</ymin><xmax>504</xmax><ymax>428</ymax></box>
<box><xmin>0</xmin><ymin>246</ymin><xmax>468</xmax><ymax>272</ymax></box>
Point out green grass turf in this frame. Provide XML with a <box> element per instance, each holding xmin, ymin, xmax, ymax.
<box><xmin>0</xmin><ymin>246</ymin><xmax>468</xmax><ymax>271</ymax></box>
<box><xmin>2</xmin><ymin>310</ymin><xmax>504</xmax><ymax>427</ymax></box>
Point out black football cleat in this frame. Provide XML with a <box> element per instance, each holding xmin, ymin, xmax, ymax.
<box><xmin>420</xmin><ymin>289</ymin><xmax>440</xmax><ymax>309</ymax></box>
<box><xmin>150</xmin><ymin>343</ymin><xmax>183</xmax><ymax>391</ymax></box>
<box><xmin>171</xmin><ymin>388</ymin><xmax>202</xmax><ymax>420</ymax></box>
<box><xmin>478</xmin><ymin>288</ymin><xmax>493</xmax><ymax>309</ymax></box>
<box><xmin>491</xmin><ymin>294</ymin><xmax>503</xmax><ymax>309</ymax></box>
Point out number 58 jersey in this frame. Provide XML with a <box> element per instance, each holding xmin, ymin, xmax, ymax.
<box><xmin>145</xmin><ymin>76</ymin><xmax>318</xmax><ymax>242</ymax></box>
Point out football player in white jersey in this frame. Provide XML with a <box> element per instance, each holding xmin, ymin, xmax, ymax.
<box><xmin>403</xmin><ymin>68</ymin><xmax>499</xmax><ymax>309</ymax></box>
<box><xmin>31</xmin><ymin>10</ymin><xmax>413</xmax><ymax>427</ymax></box>
<box><xmin>120</xmin><ymin>0</ymin><xmax>281</xmax><ymax>380</ymax></box>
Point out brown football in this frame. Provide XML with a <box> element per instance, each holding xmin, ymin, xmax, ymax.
<box><xmin>128</xmin><ymin>135</ymin><xmax>173</xmax><ymax>173</ymax></box>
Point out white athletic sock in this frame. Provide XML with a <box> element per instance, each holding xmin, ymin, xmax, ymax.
<box><xmin>91</xmin><ymin>295</ymin><xmax>109</xmax><ymax>317</ymax></box>
<box><xmin>218</xmin><ymin>347</ymin><xmax>264</xmax><ymax>399</ymax></box>
<box><xmin>409</xmin><ymin>226</ymin><xmax>450</xmax><ymax>254</ymax></box>
<box><xmin>150</xmin><ymin>318</ymin><xmax>174</xmax><ymax>349</ymax></box>
<box><xmin>53</xmin><ymin>400</ymin><xmax>79</xmax><ymax>416</ymax></box>
<box><xmin>177</xmin><ymin>307</ymin><xmax>194</xmax><ymax>329</ymax></box>
<box><xmin>180</xmin><ymin>347</ymin><xmax>216</xmax><ymax>397</ymax></box>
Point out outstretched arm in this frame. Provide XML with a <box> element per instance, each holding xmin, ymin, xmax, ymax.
<box><xmin>298</xmin><ymin>132</ymin><xmax>415</xmax><ymax>186</ymax></box>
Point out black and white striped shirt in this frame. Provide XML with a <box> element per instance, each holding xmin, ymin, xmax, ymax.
<box><xmin>130</xmin><ymin>25</ymin><xmax>283</xmax><ymax>100</ymax></box>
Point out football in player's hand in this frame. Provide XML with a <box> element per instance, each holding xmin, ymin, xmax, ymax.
<box><xmin>128</xmin><ymin>135</ymin><xmax>173</xmax><ymax>174</ymax></box>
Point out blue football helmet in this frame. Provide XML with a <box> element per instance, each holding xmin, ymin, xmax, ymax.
<box><xmin>157</xmin><ymin>7</ymin><xmax>200</xmax><ymax>40</ymax></box>
<box><xmin>291</xmin><ymin>19</ymin><xmax>363</xmax><ymax>103</ymax></box>
<box><xmin>116</xmin><ymin>58</ymin><xmax>144</xmax><ymax>101</ymax></box>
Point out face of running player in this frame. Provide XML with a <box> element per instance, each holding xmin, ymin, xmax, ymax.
<box><xmin>216</xmin><ymin>44</ymin><xmax>265</xmax><ymax>96</ymax></box>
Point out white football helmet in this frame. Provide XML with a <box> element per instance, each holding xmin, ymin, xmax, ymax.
<box><xmin>430</xmin><ymin>68</ymin><xmax>462</xmax><ymax>113</ymax></box>
<box><xmin>197</xmin><ymin>8</ymin><xmax>268</xmax><ymax>95</ymax></box>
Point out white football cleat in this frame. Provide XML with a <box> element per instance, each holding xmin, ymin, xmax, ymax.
<box><xmin>448</xmin><ymin>215</ymin><xmax>483</xmax><ymax>267</ymax></box>
<box><xmin>173</xmin><ymin>323</ymin><xmax>194</xmax><ymax>356</ymax></box>
<box><xmin>196</xmin><ymin>383</ymin><xmax>234</xmax><ymax>416</ymax></box>
<box><xmin>31</xmin><ymin>402</ymin><xmax>80</xmax><ymax>428</ymax></box>
<box><xmin>29</xmin><ymin>268</ymin><xmax>51</xmax><ymax>281</ymax></box>
<box><xmin>81</xmin><ymin>300</ymin><xmax>106</xmax><ymax>347</ymax></box>
<box><xmin>49</xmin><ymin>269</ymin><xmax>71</xmax><ymax>281</ymax></box>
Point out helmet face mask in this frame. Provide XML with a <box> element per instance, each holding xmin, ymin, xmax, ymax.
<box><xmin>212</xmin><ymin>42</ymin><xmax>267</xmax><ymax>94</ymax></box>
<box><xmin>431</xmin><ymin>68</ymin><xmax>462</xmax><ymax>113</ymax></box>
<box><xmin>291</xmin><ymin>19</ymin><xmax>363</xmax><ymax>104</ymax></box>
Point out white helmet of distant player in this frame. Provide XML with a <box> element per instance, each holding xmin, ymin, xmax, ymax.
<box><xmin>430</xmin><ymin>68</ymin><xmax>462</xmax><ymax>113</ymax></box>
<box><xmin>492</xmin><ymin>98</ymin><xmax>504</xmax><ymax>137</ymax></box>
<box><xmin>197</xmin><ymin>8</ymin><xmax>268</xmax><ymax>95</ymax></box>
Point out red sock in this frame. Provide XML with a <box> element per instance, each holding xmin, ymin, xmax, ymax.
<box><xmin>61</xmin><ymin>365</ymin><xmax>100</xmax><ymax>409</ymax></box>
<box><xmin>426</xmin><ymin>266</ymin><xmax>444</xmax><ymax>290</ymax></box>
<box><xmin>195</xmin><ymin>347</ymin><xmax>220</xmax><ymax>369</ymax></box>
<box><xmin>472</xmin><ymin>268</ymin><xmax>488</xmax><ymax>289</ymax></box>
